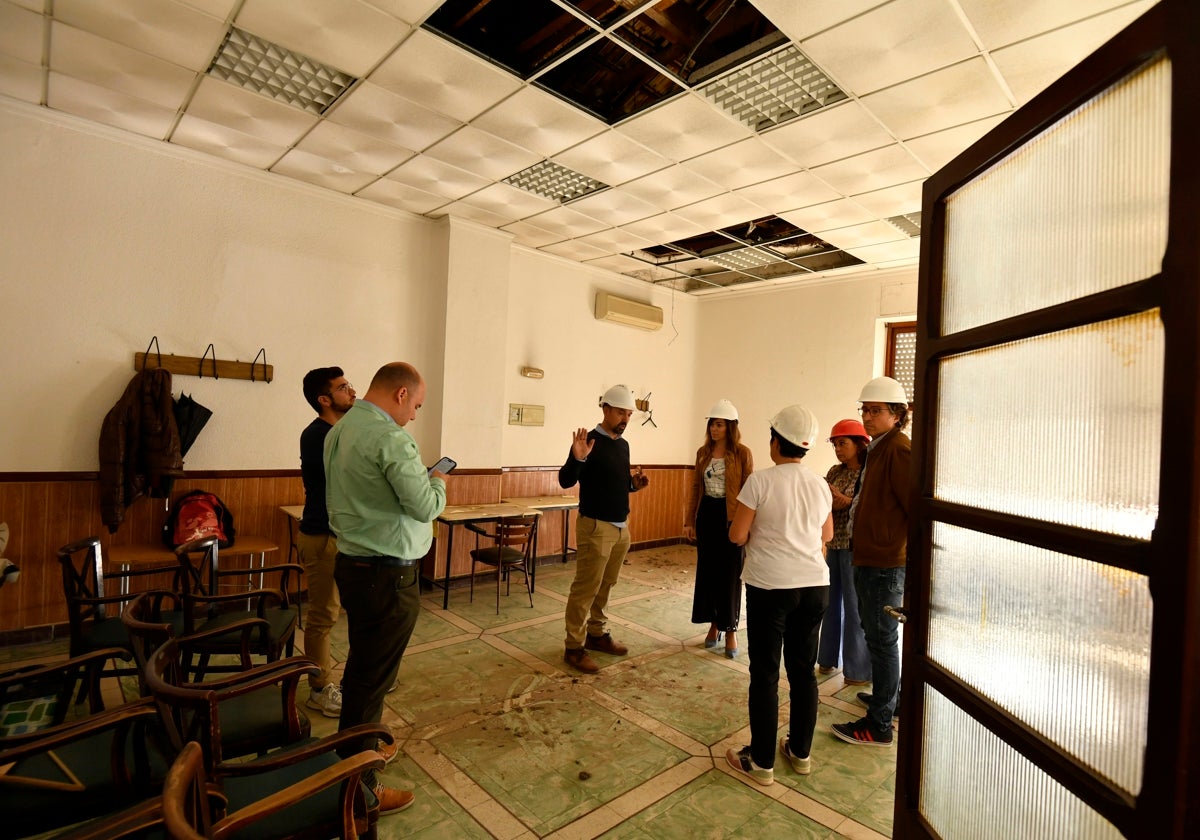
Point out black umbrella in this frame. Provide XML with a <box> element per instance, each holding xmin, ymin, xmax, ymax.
<box><xmin>173</xmin><ymin>393</ymin><xmax>213</xmax><ymax>457</ymax></box>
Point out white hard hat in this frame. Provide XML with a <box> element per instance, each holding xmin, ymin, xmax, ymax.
<box><xmin>770</xmin><ymin>405</ymin><xmax>820</xmax><ymax>450</ymax></box>
<box><xmin>599</xmin><ymin>384</ymin><xmax>636</xmax><ymax>411</ymax></box>
<box><xmin>706</xmin><ymin>399</ymin><xmax>739</xmax><ymax>422</ymax></box>
<box><xmin>859</xmin><ymin>376</ymin><xmax>908</xmax><ymax>404</ymax></box>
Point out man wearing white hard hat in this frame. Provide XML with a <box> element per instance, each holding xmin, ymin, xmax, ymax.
<box><xmin>557</xmin><ymin>384</ymin><xmax>650</xmax><ymax>673</ymax></box>
<box><xmin>725</xmin><ymin>405</ymin><xmax>833</xmax><ymax>786</ymax></box>
<box><xmin>832</xmin><ymin>376</ymin><xmax>912</xmax><ymax>748</ymax></box>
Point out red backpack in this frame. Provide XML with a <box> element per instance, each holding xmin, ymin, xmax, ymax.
<box><xmin>162</xmin><ymin>490</ymin><xmax>236</xmax><ymax>549</ymax></box>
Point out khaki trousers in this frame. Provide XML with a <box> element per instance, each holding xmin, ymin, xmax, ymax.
<box><xmin>296</xmin><ymin>531</ymin><xmax>342</xmax><ymax>689</ymax></box>
<box><xmin>563</xmin><ymin>516</ymin><xmax>631</xmax><ymax>649</ymax></box>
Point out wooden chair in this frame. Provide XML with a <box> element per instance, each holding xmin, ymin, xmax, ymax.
<box><xmin>466</xmin><ymin>514</ymin><xmax>539</xmax><ymax>614</ymax></box>
<box><xmin>141</xmin><ymin>628</ymin><xmax>314</xmax><ymax>767</ymax></box>
<box><xmin>163</xmin><ymin>740</ymin><xmax>384</xmax><ymax>840</ymax></box>
<box><xmin>174</xmin><ymin>537</ymin><xmax>301</xmax><ymax>678</ymax></box>
<box><xmin>0</xmin><ymin>660</ymin><xmax>167</xmax><ymax>838</ymax></box>
<box><xmin>56</xmin><ymin>537</ymin><xmax>180</xmax><ymax>710</ymax></box>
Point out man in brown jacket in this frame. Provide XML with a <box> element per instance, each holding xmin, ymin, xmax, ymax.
<box><xmin>832</xmin><ymin>376</ymin><xmax>911</xmax><ymax>747</ymax></box>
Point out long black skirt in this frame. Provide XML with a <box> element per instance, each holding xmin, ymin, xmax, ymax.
<box><xmin>691</xmin><ymin>494</ymin><xmax>743</xmax><ymax>631</ymax></box>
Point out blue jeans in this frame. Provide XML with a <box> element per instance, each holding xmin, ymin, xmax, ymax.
<box><xmin>854</xmin><ymin>565</ymin><xmax>905</xmax><ymax>733</ymax></box>
<box><xmin>745</xmin><ymin>584</ymin><xmax>828</xmax><ymax>769</ymax></box>
<box><xmin>817</xmin><ymin>548</ymin><xmax>870</xmax><ymax>682</ymax></box>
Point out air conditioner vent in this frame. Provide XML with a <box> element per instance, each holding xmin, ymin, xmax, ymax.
<box><xmin>595</xmin><ymin>292</ymin><xmax>663</xmax><ymax>331</ymax></box>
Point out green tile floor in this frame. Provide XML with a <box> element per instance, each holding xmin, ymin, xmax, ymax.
<box><xmin>3</xmin><ymin>545</ymin><xmax>897</xmax><ymax>839</ymax></box>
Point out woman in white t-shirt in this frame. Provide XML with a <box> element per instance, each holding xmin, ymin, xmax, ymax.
<box><xmin>724</xmin><ymin>405</ymin><xmax>833</xmax><ymax>787</ymax></box>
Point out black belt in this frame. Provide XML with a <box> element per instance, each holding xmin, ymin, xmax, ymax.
<box><xmin>337</xmin><ymin>554</ymin><xmax>419</xmax><ymax>568</ymax></box>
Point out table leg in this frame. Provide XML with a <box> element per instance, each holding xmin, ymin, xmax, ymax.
<box><xmin>561</xmin><ymin>509</ymin><xmax>571</xmax><ymax>563</ymax></box>
<box><xmin>530</xmin><ymin>521</ymin><xmax>539</xmax><ymax>594</ymax></box>
<box><xmin>442</xmin><ymin>523</ymin><xmax>454</xmax><ymax>610</ymax></box>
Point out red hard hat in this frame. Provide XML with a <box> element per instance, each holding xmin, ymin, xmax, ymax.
<box><xmin>829</xmin><ymin>418</ymin><xmax>869</xmax><ymax>442</ymax></box>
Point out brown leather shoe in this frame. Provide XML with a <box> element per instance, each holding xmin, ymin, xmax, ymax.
<box><xmin>563</xmin><ymin>647</ymin><xmax>600</xmax><ymax>673</ymax></box>
<box><xmin>373</xmin><ymin>783</ymin><xmax>415</xmax><ymax>814</ymax></box>
<box><xmin>376</xmin><ymin>738</ymin><xmax>400</xmax><ymax>765</ymax></box>
<box><xmin>585</xmin><ymin>632</ymin><xmax>628</xmax><ymax>656</ymax></box>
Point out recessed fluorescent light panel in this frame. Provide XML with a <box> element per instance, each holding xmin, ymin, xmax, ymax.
<box><xmin>208</xmin><ymin>28</ymin><xmax>357</xmax><ymax>115</ymax></box>
<box><xmin>503</xmin><ymin>160</ymin><xmax>609</xmax><ymax>203</ymax></box>
<box><xmin>885</xmin><ymin>213</ymin><xmax>922</xmax><ymax>237</ymax></box>
<box><xmin>699</xmin><ymin>43</ymin><xmax>847</xmax><ymax>132</ymax></box>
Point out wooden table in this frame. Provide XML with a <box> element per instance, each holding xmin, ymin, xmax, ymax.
<box><xmin>433</xmin><ymin>503</ymin><xmax>541</xmax><ymax>609</ymax></box>
<box><xmin>280</xmin><ymin>505</ymin><xmax>304</xmax><ymax>563</ymax></box>
<box><xmin>501</xmin><ymin>495</ymin><xmax>579</xmax><ymax>565</ymax></box>
<box><xmin>108</xmin><ymin>536</ymin><xmax>280</xmax><ymax>595</ymax></box>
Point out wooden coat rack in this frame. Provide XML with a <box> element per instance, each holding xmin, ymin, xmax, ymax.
<box><xmin>134</xmin><ymin>337</ymin><xmax>272</xmax><ymax>383</ymax></box>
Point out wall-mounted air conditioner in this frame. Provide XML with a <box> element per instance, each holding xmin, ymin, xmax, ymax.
<box><xmin>595</xmin><ymin>292</ymin><xmax>663</xmax><ymax>331</ymax></box>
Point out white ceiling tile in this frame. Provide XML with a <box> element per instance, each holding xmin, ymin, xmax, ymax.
<box><xmin>753</xmin><ymin>0</ymin><xmax>890</xmax><ymax>42</ymax></box>
<box><xmin>423</xmin><ymin>125</ymin><xmax>541</xmax><ymax>181</ymax></box>
<box><xmin>733</xmin><ymin>172</ymin><xmax>841</xmax><ymax>213</ymax></box>
<box><xmin>584</xmin><ymin>253</ymin><xmax>655</xmax><ymax>275</ymax></box>
<box><xmin>553</xmin><ymin>130</ymin><xmax>671</xmax><ymax>187</ymax></box>
<box><xmin>371</xmin><ymin>29</ymin><xmax>521</xmax><ymax>122</ymax></box>
<box><xmin>8</xmin><ymin>0</ymin><xmax>45</xmax><ymax>11</ymax></box>
<box><xmin>175</xmin><ymin>0</ymin><xmax>236</xmax><ymax>16</ymax></box>
<box><xmin>780</xmin><ymin>198</ymin><xmax>876</xmax><ymax>233</ymax></box>
<box><xmin>801</xmin><ymin>0</ymin><xmax>980</xmax><ymax>95</ymax></box>
<box><xmin>990</xmin><ymin>1</ymin><xmax>1155</xmax><ymax>104</ymax></box>
<box><xmin>860</xmin><ymin>58</ymin><xmax>1013</xmax><ymax>140</ymax></box>
<box><xmin>672</xmin><ymin>193</ymin><xmax>764</xmax><ymax>230</ymax></box>
<box><xmin>50</xmin><ymin>23</ymin><xmax>197</xmax><ymax>110</ymax></box>
<box><xmin>0</xmin><ymin>1</ymin><xmax>43</xmax><ymax>64</ymax></box>
<box><xmin>48</xmin><ymin>71</ymin><xmax>176</xmax><ymax>139</ymax></box>
<box><xmin>818</xmin><ymin>220</ymin><xmax>908</xmax><ymax>249</ymax></box>
<box><xmin>434</xmin><ymin>200</ymin><xmax>518</xmax><ymax>228</ymax></box>
<box><xmin>360</xmin><ymin>0</ymin><xmax>439</xmax><ymax>25</ymax></box>
<box><xmin>0</xmin><ymin>52</ymin><xmax>42</xmax><ymax>103</ymax></box>
<box><xmin>540</xmin><ymin>238</ymin><xmax>611</xmax><ymax>261</ymax></box>
<box><xmin>55</xmin><ymin>0</ymin><xmax>227</xmax><ymax>71</ymax></box>
<box><xmin>327</xmin><ymin>82</ymin><xmax>460</xmax><ymax>151</ymax></box>
<box><xmin>621</xmin><ymin>212</ymin><xmax>704</xmax><ymax>244</ymax></box>
<box><xmin>617</xmin><ymin>93</ymin><xmax>750</xmax><ymax>162</ymax></box>
<box><xmin>619</xmin><ymin>164</ymin><xmax>724</xmax><ymax>211</ymax></box>
<box><xmin>844</xmin><ymin>237</ymin><xmax>922</xmax><ymax>263</ymax></box>
<box><xmin>234</xmin><ymin>0</ymin><xmax>408</xmax><ymax>77</ymax></box>
<box><xmin>520</xmin><ymin>206</ymin><xmax>608</xmax><ymax>239</ymax></box>
<box><xmin>186</xmin><ymin>75</ymin><xmax>317</xmax><ymax>145</ymax></box>
<box><xmin>811</xmin><ymin>144</ymin><xmax>928</xmax><ymax>196</ymax></box>
<box><xmin>682</xmin><ymin>137</ymin><xmax>797</xmax><ymax>191</ymax></box>
<box><xmin>760</xmin><ymin>101</ymin><xmax>894</xmax><ymax>168</ymax></box>
<box><xmin>271</xmin><ymin>148</ymin><xmax>378</xmax><ymax>193</ymax></box>
<box><xmin>171</xmin><ymin>113</ymin><xmax>287</xmax><ymax>168</ymax></box>
<box><xmin>296</xmin><ymin>120</ymin><xmax>414</xmax><ymax>175</ymax></box>
<box><xmin>500</xmin><ymin>219</ymin><xmax>566</xmax><ymax>248</ymax></box>
<box><xmin>356</xmin><ymin>176</ymin><xmax>448</xmax><ymax>214</ymax></box>
<box><xmin>473</xmin><ymin>85</ymin><xmax>606</xmax><ymax>159</ymax></box>
<box><xmin>384</xmin><ymin>153</ymin><xmax>491</xmax><ymax>200</ymax></box>
<box><xmin>574</xmin><ymin>226</ymin><xmax>657</xmax><ymax>255</ymax></box>
<box><xmin>850</xmin><ymin>180</ymin><xmax>924</xmax><ymax>217</ymax></box>
<box><xmin>903</xmin><ymin>114</ymin><xmax>1006</xmax><ymax>172</ymax></box>
<box><xmin>958</xmin><ymin>0</ymin><xmax>1138</xmax><ymax>51</ymax></box>
<box><xmin>455</xmin><ymin>182</ymin><xmax>557</xmax><ymax>219</ymax></box>
<box><xmin>565</xmin><ymin>188</ymin><xmax>661</xmax><ymax>227</ymax></box>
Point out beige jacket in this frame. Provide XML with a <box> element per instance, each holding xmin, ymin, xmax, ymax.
<box><xmin>687</xmin><ymin>443</ymin><xmax>754</xmax><ymax>524</ymax></box>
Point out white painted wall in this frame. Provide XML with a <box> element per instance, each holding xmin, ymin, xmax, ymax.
<box><xmin>694</xmin><ymin>272</ymin><xmax>918</xmax><ymax>479</ymax></box>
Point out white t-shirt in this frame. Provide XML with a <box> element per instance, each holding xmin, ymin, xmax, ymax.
<box><xmin>737</xmin><ymin>462</ymin><xmax>833</xmax><ymax>590</ymax></box>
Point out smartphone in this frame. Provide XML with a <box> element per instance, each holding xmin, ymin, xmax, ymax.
<box><xmin>428</xmin><ymin>456</ymin><xmax>456</xmax><ymax>475</ymax></box>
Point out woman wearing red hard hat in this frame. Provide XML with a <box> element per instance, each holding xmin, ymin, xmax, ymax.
<box><xmin>816</xmin><ymin>419</ymin><xmax>871</xmax><ymax>686</ymax></box>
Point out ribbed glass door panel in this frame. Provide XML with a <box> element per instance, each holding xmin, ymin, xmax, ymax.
<box><xmin>928</xmin><ymin>522</ymin><xmax>1150</xmax><ymax>793</ymax></box>
<box><xmin>921</xmin><ymin>688</ymin><xmax>1124</xmax><ymax>840</ymax></box>
<box><xmin>934</xmin><ymin>310</ymin><xmax>1162</xmax><ymax>539</ymax></box>
<box><xmin>941</xmin><ymin>57</ymin><xmax>1170</xmax><ymax>335</ymax></box>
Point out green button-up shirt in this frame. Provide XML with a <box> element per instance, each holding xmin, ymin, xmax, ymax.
<box><xmin>324</xmin><ymin>399</ymin><xmax>446</xmax><ymax>559</ymax></box>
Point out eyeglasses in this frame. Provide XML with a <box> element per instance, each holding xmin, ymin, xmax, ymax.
<box><xmin>860</xmin><ymin>405</ymin><xmax>892</xmax><ymax>417</ymax></box>
<box><xmin>333</xmin><ymin>382</ymin><xmax>354</xmax><ymax>393</ymax></box>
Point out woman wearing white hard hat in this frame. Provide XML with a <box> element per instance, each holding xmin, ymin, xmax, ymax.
<box><xmin>816</xmin><ymin>419</ymin><xmax>871</xmax><ymax>685</ymax></box>
<box><xmin>684</xmin><ymin>399</ymin><xmax>754</xmax><ymax>659</ymax></box>
<box><xmin>725</xmin><ymin>405</ymin><xmax>833</xmax><ymax>786</ymax></box>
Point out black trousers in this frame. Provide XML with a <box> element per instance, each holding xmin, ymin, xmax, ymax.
<box><xmin>691</xmin><ymin>495</ymin><xmax>743</xmax><ymax>631</ymax></box>
<box><xmin>746</xmin><ymin>583</ymin><xmax>828</xmax><ymax>769</ymax></box>
<box><xmin>333</xmin><ymin>556</ymin><xmax>420</xmax><ymax>788</ymax></box>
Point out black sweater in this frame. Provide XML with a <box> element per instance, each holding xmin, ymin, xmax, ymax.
<box><xmin>559</xmin><ymin>430</ymin><xmax>636</xmax><ymax>522</ymax></box>
<box><xmin>299</xmin><ymin>417</ymin><xmax>333</xmax><ymax>535</ymax></box>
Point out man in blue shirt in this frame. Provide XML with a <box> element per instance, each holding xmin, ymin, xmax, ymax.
<box><xmin>558</xmin><ymin>384</ymin><xmax>650</xmax><ymax>673</ymax></box>
<box><xmin>325</xmin><ymin>362</ymin><xmax>449</xmax><ymax>815</ymax></box>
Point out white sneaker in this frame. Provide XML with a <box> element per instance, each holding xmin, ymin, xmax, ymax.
<box><xmin>306</xmin><ymin>684</ymin><xmax>343</xmax><ymax>718</ymax></box>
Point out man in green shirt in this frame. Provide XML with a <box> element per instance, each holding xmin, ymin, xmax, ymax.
<box><xmin>325</xmin><ymin>361</ymin><xmax>449</xmax><ymax>815</ymax></box>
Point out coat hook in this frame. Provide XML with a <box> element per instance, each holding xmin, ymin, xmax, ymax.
<box><xmin>142</xmin><ymin>336</ymin><xmax>162</xmax><ymax>371</ymax></box>
<box><xmin>250</xmin><ymin>348</ymin><xmax>270</xmax><ymax>383</ymax></box>
<box><xmin>199</xmin><ymin>343</ymin><xmax>218</xmax><ymax>380</ymax></box>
